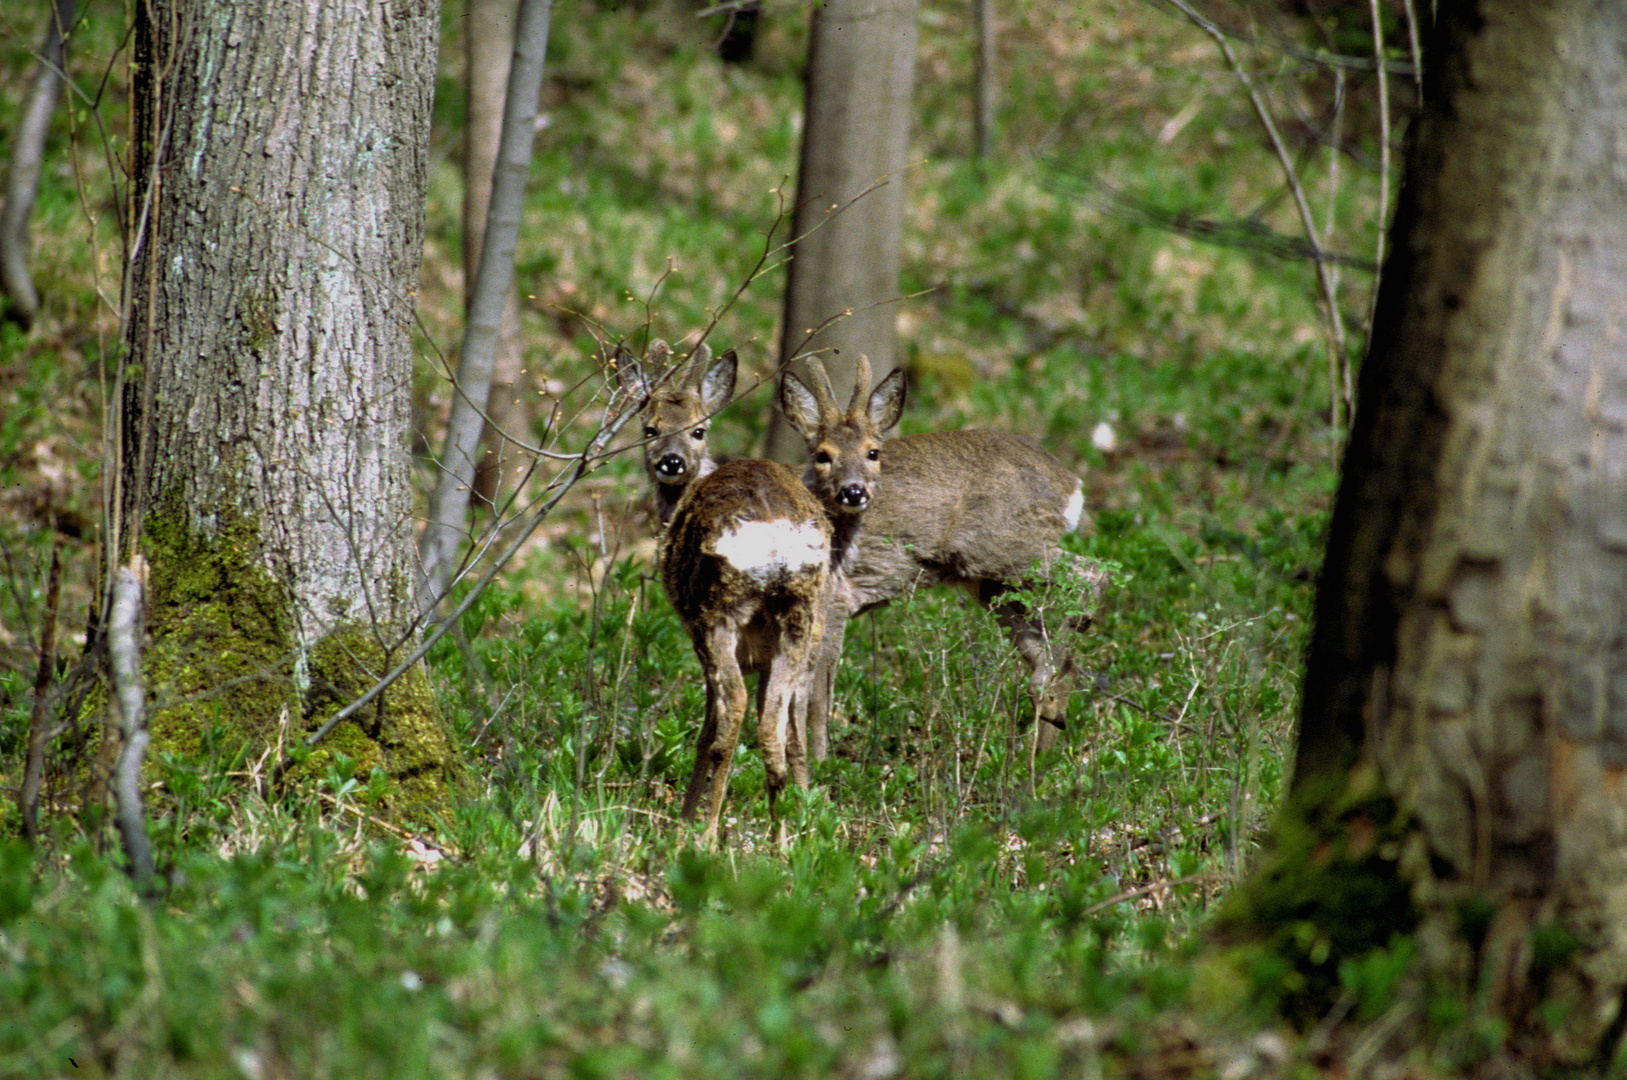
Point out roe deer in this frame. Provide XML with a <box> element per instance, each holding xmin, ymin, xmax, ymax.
<box><xmin>661</xmin><ymin>458</ymin><xmax>833</xmax><ymax>846</ymax></box>
<box><xmin>780</xmin><ymin>360</ymin><xmax>1111</xmax><ymax>765</ymax></box>
<box><xmin>655</xmin><ymin>355</ymin><xmax>904</xmax><ymax>846</ymax></box>
<box><xmin>615</xmin><ymin>341</ymin><xmax>737</xmax><ymax>526</ymax></box>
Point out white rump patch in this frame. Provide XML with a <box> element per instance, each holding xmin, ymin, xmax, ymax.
<box><xmin>1091</xmin><ymin>421</ymin><xmax>1117</xmax><ymax>453</ymax></box>
<box><xmin>1063</xmin><ymin>483</ymin><xmax>1085</xmax><ymax>531</ymax></box>
<box><xmin>714</xmin><ymin>519</ymin><xmax>827</xmax><ymax>576</ymax></box>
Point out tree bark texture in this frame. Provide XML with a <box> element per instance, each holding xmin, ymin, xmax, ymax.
<box><xmin>1294</xmin><ymin>0</ymin><xmax>1627</xmax><ymax>1062</ymax></box>
<box><xmin>124</xmin><ymin>0</ymin><xmax>457</xmax><ymax>820</ymax></box>
<box><xmin>763</xmin><ymin>0</ymin><xmax>918</xmax><ymax>462</ymax></box>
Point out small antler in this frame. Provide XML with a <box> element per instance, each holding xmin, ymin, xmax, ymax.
<box><xmin>845</xmin><ymin>355</ymin><xmax>873</xmax><ymax>422</ymax></box>
<box><xmin>801</xmin><ymin>357</ymin><xmax>843</xmax><ymax>427</ymax></box>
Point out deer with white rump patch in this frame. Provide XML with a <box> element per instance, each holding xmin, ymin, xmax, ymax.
<box><xmin>780</xmin><ymin>358</ymin><xmax>1110</xmax><ymax>765</ymax></box>
<box><xmin>651</xmin><ymin>353</ymin><xmax>906</xmax><ymax>846</ymax></box>
<box><xmin>614</xmin><ymin>341</ymin><xmax>737</xmax><ymax>527</ymax></box>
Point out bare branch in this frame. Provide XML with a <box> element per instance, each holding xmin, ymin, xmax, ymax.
<box><xmin>1166</xmin><ymin>0</ymin><xmax>1353</xmax><ymax>430</ymax></box>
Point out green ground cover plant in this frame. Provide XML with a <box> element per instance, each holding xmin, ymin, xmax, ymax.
<box><xmin>0</xmin><ymin>0</ymin><xmax>1398</xmax><ymax>1073</ymax></box>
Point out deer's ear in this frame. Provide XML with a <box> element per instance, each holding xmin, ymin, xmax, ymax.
<box><xmin>779</xmin><ymin>368</ymin><xmax>823</xmax><ymax>441</ymax></box>
<box><xmin>699</xmin><ymin>349</ymin><xmax>738</xmax><ymax>413</ymax></box>
<box><xmin>868</xmin><ymin>367</ymin><xmax>907</xmax><ymax>434</ymax></box>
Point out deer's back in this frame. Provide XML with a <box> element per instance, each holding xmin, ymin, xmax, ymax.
<box><xmin>661</xmin><ymin>459</ymin><xmax>833</xmax><ymax>637</ymax></box>
<box><xmin>837</xmin><ymin>430</ymin><xmax>1083</xmax><ymax>610</ymax></box>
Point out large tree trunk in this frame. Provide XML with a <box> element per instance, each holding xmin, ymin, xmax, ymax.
<box><xmin>122</xmin><ymin>0</ymin><xmax>458</xmax><ymax>823</ymax></box>
<box><xmin>762</xmin><ymin>0</ymin><xmax>918</xmax><ymax>462</ymax></box>
<box><xmin>1244</xmin><ymin>1</ymin><xmax>1627</xmax><ymax>1067</ymax></box>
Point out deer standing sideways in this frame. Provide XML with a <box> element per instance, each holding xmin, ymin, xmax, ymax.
<box><xmin>646</xmin><ymin>350</ymin><xmax>904</xmax><ymax>845</ymax></box>
<box><xmin>780</xmin><ymin>361</ymin><xmax>1110</xmax><ymax>764</ymax></box>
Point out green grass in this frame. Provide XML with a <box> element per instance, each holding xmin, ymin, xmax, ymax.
<box><xmin>0</xmin><ymin>0</ymin><xmax>1400</xmax><ymax>1073</ymax></box>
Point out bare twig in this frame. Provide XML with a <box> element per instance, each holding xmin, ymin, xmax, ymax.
<box><xmin>1365</xmin><ymin>0</ymin><xmax>1393</xmax><ymax>363</ymax></box>
<box><xmin>1078</xmin><ymin>874</ymin><xmax>1209</xmax><ymax>919</ymax></box>
<box><xmin>1400</xmin><ymin>0</ymin><xmax>1425</xmax><ymax>87</ymax></box>
<box><xmin>1145</xmin><ymin>0</ymin><xmax>1417</xmax><ymax>79</ymax></box>
<box><xmin>695</xmin><ymin>0</ymin><xmax>756</xmax><ymax>15</ymax></box>
<box><xmin>1041</xmin><ymin>172</ymin><xmax>1377</xmax><ymax>272</ymax></box>
<box><xmin>1166</xmin><ymin>0</ymin><xmax>1352</xmax><ymax>430</ymax></box>
<box><xmin>1324</xmin><ymin>66</ymin><xmax>1347</xmax><ymax>417</ymax></box>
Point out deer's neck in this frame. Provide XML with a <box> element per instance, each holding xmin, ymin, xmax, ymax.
<box><xmin>829</xmin><ymin>513</ymin><xmax>865</xmax><ymax>575</ymax></box>
<box><xmin>655</xmin><ymin>484</ymin><xmax>685</xmax><ymax>527</ymax></box>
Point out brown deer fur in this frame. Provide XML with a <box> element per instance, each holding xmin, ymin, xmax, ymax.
<box><xmin>660</xmin><ymin>458</ymin><xmax>833</xmax><ymax>846</ymax></box>
<box><xmin>780</xmin><ymin>368</ymin><xmax>1110</xmax><ymax>763</ymax></box>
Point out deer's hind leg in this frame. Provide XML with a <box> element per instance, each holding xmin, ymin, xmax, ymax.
<box><xmin>682</xmin><ymin>623</ymin><xmax>749</xmax><ymax>846</ymax></box>
<box><xmin>805</xmin><ymin>599</ymin><xmax>849</xmax><ymax>762</ymax></box>
<box><xmin>982</xmin><ymin>582</ymin><xmax>1078</xmax><ymax>787</ymax></box>
<box><xmin>757</xmin><ymin>602</ymin><xmax>823</xmax><ymax>845</ymax></box>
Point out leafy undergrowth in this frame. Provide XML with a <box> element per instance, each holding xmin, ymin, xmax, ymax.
<box><xmin>0</xmin><ymin>0</ymin><xmax>1436</xmax><ymax>1074</ymax></box>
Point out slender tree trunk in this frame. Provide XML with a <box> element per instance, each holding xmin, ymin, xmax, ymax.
<box><xmin>418</xmin><ymin>0</ymin><xmax>554</xmax><ymax>614</ymax></box>
<box><xmin>123</xmin><ymin>0</ymin><xmax>458</xmax><ymax>822</ymax></box>
<box><xmin>973</xmin><ymin>0</ymin><xmax>994</xmax><ymax>161</ymax></box>
<box><xmin>1255</xmin><ymin>1</ymin><xmax>1627</xmax><ymax>1066</ymax></box>
<box><xmin>465</xmin><ymin>0</ymin><xmax>530</xmax><ymax>512</ymax></box>
<box><xmin>0</xmin><ymin>0</ymin><xmax>75</xmax><ymax>327</ymax></box>
<box><xmin>763</xmin><ymin>0</ymin><xmax>918</xmax><ymax>462</ymax></box>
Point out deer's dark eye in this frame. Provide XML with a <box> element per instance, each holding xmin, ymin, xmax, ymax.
<box><xmin>691</xmin><ymin>428</ymin><xmax>706</xmax><ymax>440</ymax></box>
<box><xmin>643</xmin><ymin>426</ymin><xmax>658</xmax><ymax>439</ymax></box>
<box><xmin>866</xmin><ymin>447</ymin><xmax>880</xmax><ymax>461</ymax></box>
<box><xmin>814</xmin><ymin>450</ymin><xmax>832</xmax><ymax>465</ymax></box>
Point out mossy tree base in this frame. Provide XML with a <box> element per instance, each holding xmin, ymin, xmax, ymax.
<box><xmin>142</xmin><ymin>513</ymin><xmax>460</xmax><ymax>830</ymax></box>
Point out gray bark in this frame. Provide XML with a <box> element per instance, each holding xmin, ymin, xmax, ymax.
<box><xmin>763</xmin><ymin>0</ymin><xmax>919</xmax><ymax>462</ymax></box>
<box><xmin>122</xmin><ymin>0</ymin><xmax>458</xmax><ymax>818</ymax></box>
<box><xmin>126</xmin><ymin>0</ymin><xmax>434</xmax><ymax>641</ymax></box>
<box><xmin>109</xmin><ymin>564</ymin><xmax>154</xmax><ymax>889</ymax></box>
<box><xmin>1294</xmin><ymin>0</ymin><xmax>1627</xmax><ymax>1063</ymax></box>
<box><xmin>419</xmin><ymin>0</ymin><xmax>554</xmax><ymax>615</ymax></box>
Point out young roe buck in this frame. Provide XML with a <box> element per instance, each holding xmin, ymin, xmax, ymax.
<box><xmin>780</xmin><ymin>358</ymin><xmax>1111</xmax><ymax>764</ymax></box>
<box><xmin>614</xmin><ymin>341</ymin><xmax>737</xmax><ymax>527</ymax></box>
<box><xmin>651</xmin><ymin>354</ymin><xmax>906</xmax><ymax>845</ymax></box>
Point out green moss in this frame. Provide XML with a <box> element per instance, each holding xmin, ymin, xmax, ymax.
<box><xmin>142</xmin><ymin>510</ymin><xmax>297</xmax><ymax>766</ymax></box>
<box><xmin>139</xmin><ymin>509</ymin><xmax>461</xmax><ymax>830</ymax></box>
<box><xmin>1207</xmin><ymin>761</ymin><xmax>1419</xmax><ymax>1025</ymax></box>
<box><xmin>293</xmin><ymin>628</ymin><xmax>463</xmax><ymax>829</ymax></box>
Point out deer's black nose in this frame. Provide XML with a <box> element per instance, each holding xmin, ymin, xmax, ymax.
<box><xmin>657</xmin><ymin>454</ymin><xmax>687</xmax><ymax>479</ymax></box>
<box><xmin>836</xmin><ymin>482</ymin><xmax>869</xmax><ymax>509</ymax></box>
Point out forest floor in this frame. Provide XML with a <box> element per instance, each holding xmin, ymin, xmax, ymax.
<box><xmin>0</xmin><ymin>0</ymin><xmax>1452</xmax><ymax>1075</ymax></box>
